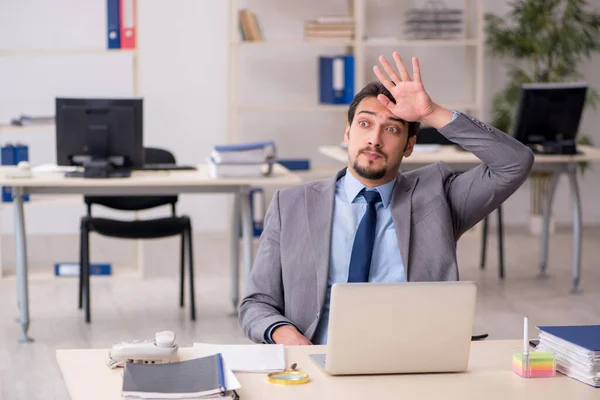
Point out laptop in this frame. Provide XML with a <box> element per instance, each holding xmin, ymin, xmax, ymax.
<box><xmin>309</xmin><ymin>281</ymin><xmax>477</xmax><ymax>375</ymax></box>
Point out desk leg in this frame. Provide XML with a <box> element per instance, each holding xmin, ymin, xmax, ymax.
<box><xmin>567</xmin><ymin>168</ymin><xmax>583</xmax><ymax>294</ymax></box>
<box><xmin>230</xmin><ymin>194</ymin><xmax>241</xmax><ymax>315</ymax></box>
<box><xmin>539</xmin><ymin>172</ymin><xmax>560</xmax><ymax>278</ymax></box>
<box><xmin>240</xmin><ymin>190</ymin><xmax>254</xmax><ymax>296</ymax></box>
<box><xmin>14</xmin><ymin>187</ymin><xmax>33</xmax><ymax>343</ymax></box>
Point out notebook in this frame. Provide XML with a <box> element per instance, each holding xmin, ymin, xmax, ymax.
<box><xmin>193</xmin><ymin>342</ymin><xmax>286</xmax><ymax>372</ymax></box>
<box><xmin>122</xmin><ymin>354</ymin><xmax>237</xmax><ymax>399</ymax></box>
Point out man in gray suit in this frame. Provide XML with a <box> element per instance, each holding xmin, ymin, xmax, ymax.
<box><xmin>239</xmin><ymin>52</ymin><xmax>534</xmax><ymax>345</ymax></box>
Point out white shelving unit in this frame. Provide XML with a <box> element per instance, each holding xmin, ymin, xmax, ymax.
<box><xmin>227</xmin><ymin>0</ymin><xmax>485</xmax><ymax>147</ymax></box>
<box><xmin>0</xmin><ymin>1</ymin><xmax>141</xmax><ymax>278</ymax></box>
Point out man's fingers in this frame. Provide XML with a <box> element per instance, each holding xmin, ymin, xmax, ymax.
<box><xmin>373</xmin><ymin>66</ymin><xmax>395</xmax><ymax>92</ymax></box>
<box><xmin>377</xmin><ymin>94</ymin><xmax>392</xmax><ymax>108</ymax></box>
<box><xmin>393</xmin><ymin>52</ymin><xmax>411</xmax><ymax>82</ymax></box>
<box><xmin>378</xmin><ymin>55</ymin><xmax>402</xmax><ymax>84</ymax></box>
<box><xmin>412</xmin><ymin>56</ymin><xmax>422</xmax><ymax>83</ymax></box>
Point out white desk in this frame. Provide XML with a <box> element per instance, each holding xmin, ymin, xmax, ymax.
<box><xmin>56</xmin><ymin>340</ymin><xmax>600</xmax><ymax>400</ymax></box>
<box><xmin>319</xmin><ymin>145</ymin><xmax>600</xmax><ymax>293</ymax></box>
<box><xmin>0</xmin><ymin>164</ymin><xmax>301</xmax><ymax>343</ymax></box>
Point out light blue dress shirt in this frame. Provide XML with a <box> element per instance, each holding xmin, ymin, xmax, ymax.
<box><xmin>312</xmin><ymin>171</ymin><xmax>406</xmax><ymax>344</ymax></box>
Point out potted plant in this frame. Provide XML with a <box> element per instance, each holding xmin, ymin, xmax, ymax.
<box><xmin>485</xmin><ymin>0</ymin><xmax>600</xmax><ymax>234</ymax></box>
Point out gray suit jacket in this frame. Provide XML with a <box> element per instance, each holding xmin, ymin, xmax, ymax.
<box><xmin>239</xmin><ymin>114</ymin><xmax>534</xmax><ymax>343</ymax></box>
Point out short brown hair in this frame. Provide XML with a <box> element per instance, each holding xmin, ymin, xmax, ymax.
<box><xmin>347</xmin><ymin>81</ymin><xmax>420</xmax><ymax>137</ymax></box>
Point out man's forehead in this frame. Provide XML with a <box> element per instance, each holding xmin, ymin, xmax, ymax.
<box><xmin>355</xmin><ymin>97</ymin><xmax>402</xmax><ymax>122</ymax></box>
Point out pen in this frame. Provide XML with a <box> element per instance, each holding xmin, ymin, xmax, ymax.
<box><xmin>523</xmin><ymin>316</ymin><xmax>529</xmax><ymax>376</ymax></box>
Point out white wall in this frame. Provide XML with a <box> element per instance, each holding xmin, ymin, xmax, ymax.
<box><xmin>0</xmin><ymin>0</ymin><xmax>599</xmax><ymax>237</ymax></box>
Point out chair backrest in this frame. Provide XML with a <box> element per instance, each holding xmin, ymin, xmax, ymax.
<box><xmin>85</xmin><ymin>147</ymin><xmax>178</xmax><ymax>213</ymax></box>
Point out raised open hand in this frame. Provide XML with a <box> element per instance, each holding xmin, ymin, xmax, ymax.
<box><xmin>373</xmin><ymin>52</ymin><xmax>436</xmax><ymax>123</ymax></box>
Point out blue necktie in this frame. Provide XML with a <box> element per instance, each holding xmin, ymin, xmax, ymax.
<box><xmin>348</xmin><ymin>190</ymin><xmax>381</xmax><ymax>283</ymax></box>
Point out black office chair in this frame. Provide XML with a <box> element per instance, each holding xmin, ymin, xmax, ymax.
<box><xmin>78</xmin><ymin>147</ymin><xmax>195</xmax><ymax>323</ymax></box>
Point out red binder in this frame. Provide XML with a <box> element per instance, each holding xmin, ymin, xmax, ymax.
<box><xmin>120</xmin><ymin>0</ymin><xmax>136</xmax><ymax>49</ymax></box>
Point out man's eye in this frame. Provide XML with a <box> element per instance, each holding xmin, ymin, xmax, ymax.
<box><xmin>387</xmin><ymin>126</ymin><xmax>399</xmax><ymax>133</ymax></box>
<box><xmin>358</xmin><ymin>121</ymin><xmax>369</xmax><ymax>127</ymax></box>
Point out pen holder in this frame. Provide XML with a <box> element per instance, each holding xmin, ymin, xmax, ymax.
<box><xmin>512</xmin><ymin>352</ymin><xmax>556</xmax><ymax>378</ymax></box>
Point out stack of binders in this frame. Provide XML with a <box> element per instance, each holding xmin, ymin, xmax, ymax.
<box><xmin>535</xmin><ymin>325</ymin><xmax>600</xmax><ymax>387</ymax></box>
<box><xmin>208</xmin><ymin>141</ymin><xmax>276</xmax><ymax>178</ymax></box>
<box><xmin>107</xmin><ymin>0</ymin><xmax>137</xmax><ymax>49</ymax></box>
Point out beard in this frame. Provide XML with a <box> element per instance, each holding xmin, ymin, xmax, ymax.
<box><xmin>352</xmin><ymin>147</ymin><xmax>388</xmax><ymax>180</ymax></box>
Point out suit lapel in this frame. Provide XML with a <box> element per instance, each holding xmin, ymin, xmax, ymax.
<box><xmin>390</xmin><ymin>173</ymin><xmax>418</xmax><ymax>280</ymax></box>
<box><xmin>305</xmin><ymin>169</ymin><xmax>343</xmax><ymax>312</ymax></box>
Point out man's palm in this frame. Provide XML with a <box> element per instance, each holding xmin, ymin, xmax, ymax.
<box><xmin>373</xmin><ymin>53</ymin><xmax>435</xmax><ymax>123</ymax></box>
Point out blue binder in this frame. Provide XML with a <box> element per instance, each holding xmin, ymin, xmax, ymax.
<box><xmin>107</xmin><ymin>0</ymin><xmax>121</xmax><ymax>49</ymax></box>
<box><xmin>1</xmin><ymin>145</ymin><xmax>15</xmax><ymax>203</ymax></box>
<box><xmin>538</xmin><ymin>325</ymin><xmax>600</xmax><ymax>351</ymax></box>
<box><xmin>214</xmin><ymin>141</ymin><xmax>275</xmax><ymax>153</ymax></box>
<box><xmin>54</xmin><ymin>262</ymin><xmax>112</xmax><ymax>277</ymax></box>
<box><xmin>319</xmin><ymin>55</ymin><xmax>355</xmax><ymax>104</ymax></box>
<box><xmin>1</xmin><ymin>144</ymin><xmax>30</xmax><ymax>202</ymax></box>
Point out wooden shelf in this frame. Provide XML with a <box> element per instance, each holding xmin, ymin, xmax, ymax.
<box><xmin>234</xmin><ymin>38</ymin><xmax>479</xmax><ymax>48</ymax></box>
<box><xmin>238</xmin><ymin>104</ymin><xmax>349</xmax><ymax>112</ymax></box>
<box><xmin>0</xmin><ymin>49</ymin><xmax>136</xmax><ymax>57</ymax></box>
<box><xmin>235</xmin><ymin>39</ymin><xmax>354</xmax><ymax>47</ymax></box>
<box><xmin>237</xmin><ymin>103</ymin><xmax>478</xmax><ymax>112</ymax></box>
<box><xmin>0</xmin><ymin>123</ymin><xmax>55</xmax><ymax>133</ymax></box>
<box><xmin>365</xmin><ymin>38</ymin><xmax>479</xmax><ymax>47</ymax></box>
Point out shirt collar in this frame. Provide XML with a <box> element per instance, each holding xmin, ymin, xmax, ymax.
<box><xmin>343</xmin><ymin>170</ymin><xmax>396</xmax><ymax>208</ymax></box>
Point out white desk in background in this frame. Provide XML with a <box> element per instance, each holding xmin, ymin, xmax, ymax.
<box><xmin>319</xmin><ymin>145</ymin><xmax>600</xmax><ymax>293</ymax></box>
<box><xmin>55</xmin><ymin>340</ymin><xmax>600</xmax><ymax>400</ymax></box>
<box><xmin>0</xmin><ymin>164</ymin><xmax>301</xmax><ymax>343</ymax></box>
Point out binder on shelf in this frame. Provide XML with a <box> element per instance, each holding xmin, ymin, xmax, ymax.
<box><xmin>54</xmin><ymin>262</ymin><xmax>112</xmax><ymax>277</ymax></box>
<box><xmin>1</xmin><ymin>144</ymin><xmax>30</xmax><ymax>203</ymax></box>
<box><xmin>120</xmin><ymin>0</ymin><xmax>136</xmax><ymax>49</ymax></box>
<box><xmin>319</xmin><ymin>55</ymin><xmax>355</xmax><ymax>104</ymax></box>
<box><xmin>107</xmin><ymin>0</ymin><xmax>121</xmax><ymax>49</ymax></box>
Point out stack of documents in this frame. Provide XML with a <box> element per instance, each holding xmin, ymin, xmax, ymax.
<box><xmin>208</xmin><ymin>141</ymin><xmax>276</xmax><ymax>178</ymax></box>
<box><xmin>193</xmin><ymin>342</ymin><xmax>286</xmax><ymax>372</ymax></box>
<box><xmin>535</xmin><ymin>325</ymin><xmax>600</xmax><ymax>387</ymax></box>
<box><xmin>121</xmin><ymin>354</ymin><xmax>240</xmax><ymax>399</ymax></box>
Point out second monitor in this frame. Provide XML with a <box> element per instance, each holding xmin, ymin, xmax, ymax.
<box><xmin>55</xmin><ymin>98</ymin><xmax>144</xmax><ymax>178</ymax></box>
<box><xmin>511</xmin><ymin>82</ymin><xmax>587</xmax><ymax>155</ymax></box>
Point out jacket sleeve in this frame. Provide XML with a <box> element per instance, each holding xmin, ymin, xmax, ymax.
<box><xmin>238</xmin><ymin>190</ymin><xmax>295</xmax><ymax>343</ymax></box>
<box><xmin>437</xmin><ymin>113</ymin><xmax>534</xmax><ymax>238</ymax></box>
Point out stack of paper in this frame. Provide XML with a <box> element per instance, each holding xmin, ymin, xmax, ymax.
<box><xmin>193</xmin><ymin>343</ymin><xmax>286</xmax><ymax>373</ymax></box>
<box><xmin>535</xmin><ymin>325</ymin><xmax>600</xmax><ymax>387</ymax></box>
<box><xmin>304</xmin><ymin>16</ymin><xmax>354</xmax><ymax>40</ymax></box>
<box><xmin>208</xmin><ymin>141</ymin><xmax>276</xmax><ymax>178</ymax></box>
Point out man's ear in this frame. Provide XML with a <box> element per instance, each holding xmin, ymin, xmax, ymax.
<box><xmin>403</xmin><ymin>135</ymin><xmax>418</xmax><ymax>157</ymax></box>
<box><xmin>343</xmin><ymin>122</ymin><xmax>350</xmax><ymax>146</ymax></box>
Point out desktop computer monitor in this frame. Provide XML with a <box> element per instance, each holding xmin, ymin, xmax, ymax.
<box><xmin>511</xmin><ymin>82</ymin><xmax>587</xmax><ymax>154</ymax></box>
<box><xmin>55</xmin><ymin>98</ymin><xmax>144</xmax><ymax>178</ymax></box>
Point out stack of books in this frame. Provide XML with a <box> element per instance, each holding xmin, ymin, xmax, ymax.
<box><xmin>208</xmin><ymin>141</ymin><xmax>276</xmax><ymax>178</ymax></box>
<box><xmin>304</xmin><ymin>16</ymin><xmax>354</xmax><ymax>40</ymax></box>
<box><xmin>535</xmin><ymin>325</ymin><xmax>600</xmax><ymax>387</ymax></box>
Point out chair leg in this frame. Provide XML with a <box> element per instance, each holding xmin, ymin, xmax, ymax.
<box><xmin>78</xmin><ymin>226</ymin><xmax>84</xmax><ymax>310</ymax></box>
<box><xmin>82</xmin><ymin>227</ymin><xmax>91</xmax><ymax>323</ymax></box>
<box><xmin>480</xmin><ymin>215</ymin><xmax>489</xmax><ymax>269</ymax></box>
<box><xmin>186</xmin><ymin>227</ymin><xmax>196</xmax><ymax>321</ymax></box>
<box><xmin>497</xmin><ymin>205</ymin><xmax>505</xmax><ymax>280</ymax></box>
<box><xmin>180</xmin><ymin>232</ymin><xmax>185</xmax><ymax>308</ymax></box>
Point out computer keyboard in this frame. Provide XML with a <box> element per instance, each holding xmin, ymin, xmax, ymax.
<box><xmin>138</xmin><ymin>164</ymin><xmax>197</xmax><ymax>171</ymax></box>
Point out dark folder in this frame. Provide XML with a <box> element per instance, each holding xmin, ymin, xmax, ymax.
<box><xmin>538</xmin><ymin>325</ymin><xmax>600</xmax><ymax>352</ymax></box>
<box><xmin>122</xmin><ymin>354</ymin><xmax>227</xmax><ymax>399</ymax></box>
